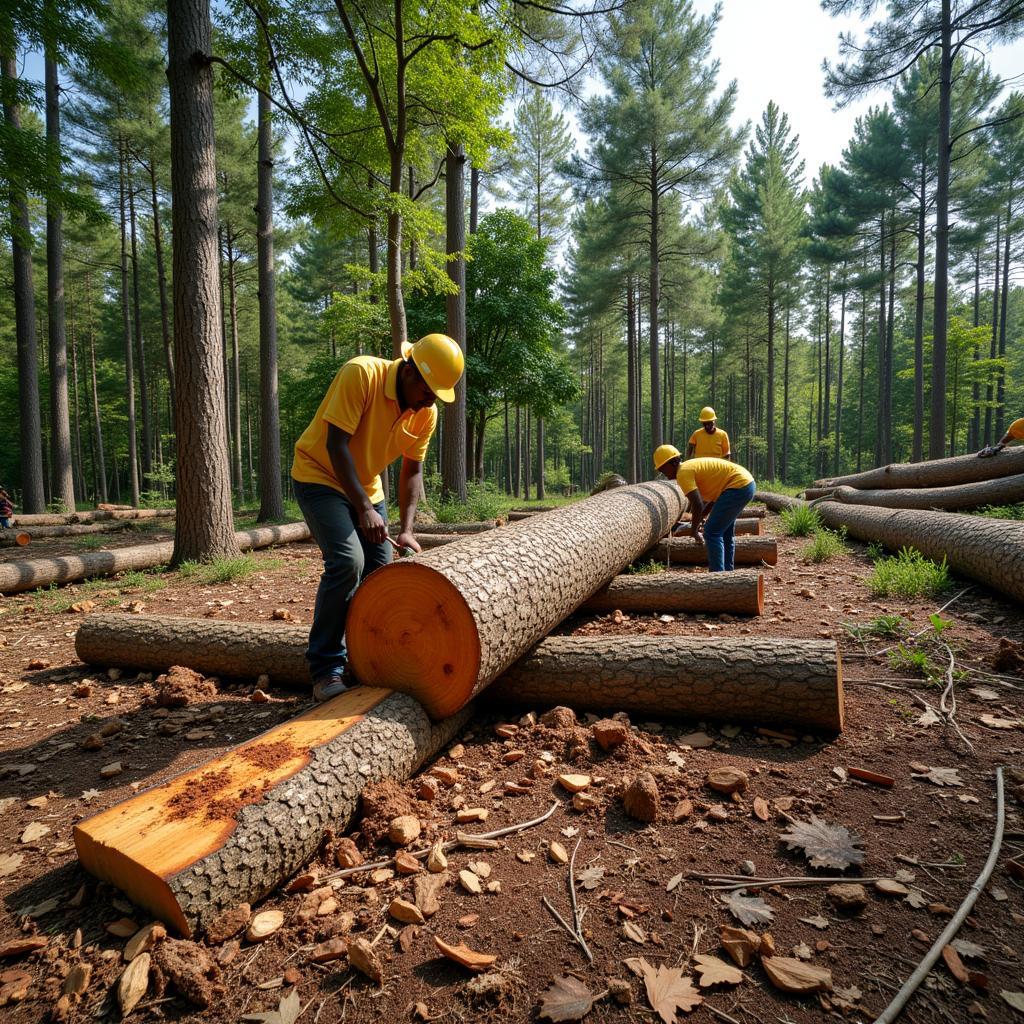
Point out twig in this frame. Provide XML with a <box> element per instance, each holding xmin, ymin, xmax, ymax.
<box><xmin>873</xmin><ymin>767</ymin><xmax>1006</xmax><ymax>1024</ymax></box>
<box><xmin>606</xmin><ymin>839</ymin><xmax>638</xmax><ymax>853</ymax></box>
<box><xmin>871</xmin><ymin>586</ymin><xmax>972</xmax><ymax>658</ymax></box>
<box><xmin>705</xmin><ymin>1006</ymin><xmax>743</xmax><ymax>1024</ymax></box>
<box><xmin>568</xmin><ymin>838</ymin><xmax>594</xmax><ymax>963</ymax></box>
<box><xmin>689</xmin><ymin>872</ymin><xmax>904</xmax><ymax>893</ymax></box>
<box><xmin>320</xmin><ymin>800</ymin><xmax>560</xmax><ymax>882</ymax></box>
<box><xmin>541</xmin><ymin>895</ymin><xmax>583</xmax><ymax>945</ymax></box>
<box><xmin>938</xmin><ymin>641</ymin><xmax>974</xmax><ymax>753</ymax></box>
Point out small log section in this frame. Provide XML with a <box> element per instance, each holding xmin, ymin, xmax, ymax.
<box><xmin>0</xmin><ymin>521</ymin><xmax>137</xmax><ymax>547</ymax></box>
<box><xmin>346</xmin><ymin>480</ymin><xmax>685</xmax><ymax>719</ymax></box>
<box><xmin>824</xmin><ymin>475</ymin><xmax>1024</xmax><ymax>511</ymax></box>
<box><xmin>678</xmin><ymin>517</ymin><xmax>764</xmax><ymax>536</ymax></box>
<box><xmin>582</xmin><ymin>569</ymin><xmax>763</xmax><ymax>615</ymax></box>
<box><xmin>74</xmin><ymin>687</ymin><xmax>468</xmax><ymax>936</ymax></box>
<box><xmin>0</xmin><ymin>522</ymin><xmax>310</xmax><ymax>595</ymax></box>
<box><xmin>647</xmin><ymin>536</ymin><xmax>778</xmax><ymax>566</ymax></box>
<box><xmin>757</xmin><ymin>492</ymin><xmax>1024</xmax><ymax>603</ymax></box>
<box><xmin>812</xmin><ymin>447</ymin><xmax>1024</xmax><ymax>491</ymax></box>
<box><xmin>13</xmin><ymin>508</ymin><xmax>176</xmax><ymax>526</ymax></box>
<box><xmin>487</xmin><ymin>636</ymin><xmax>843</xmax><ymax>732</ymax></box>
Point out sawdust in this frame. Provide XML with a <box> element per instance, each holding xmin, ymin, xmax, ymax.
<box><xmin>151</xmin><ymin>665</ymin><xmax>218</xmax><ymax>707</ymax></box>
<box><xmin>166</xmin><ymin>768</ymin><xmax>233</xmax><ymax>821</ymax></box>
<box><xmin>152</xmin><ymin>939</ymin><xmax>223</xmax><ymax>1007</ymax></box>
<box><xmin>237</xmin><ymin>739</ymin><xmax>298</xmax><ymax>771</ymax></box>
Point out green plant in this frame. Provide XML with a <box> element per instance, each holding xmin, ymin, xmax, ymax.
<box><xmin>626</xmin><ymin>559</ymin><xmax>665</xmax><ymax>575</ymax></box>
<box><xmin>975</xmin><ymin>503</ymin><xmax>1024</xmax><ymax>520</ymax></box>
<box><xmin>75</xmin><ymin>535</ymin><xmax>109</xmax><ymax>550</ymax></box>
<box><xmin>802</xmin><ymin>527</ymin><xmax>847</xmax><ymax>563</ymax></box>
<box><xmin>842</xmin><ymin>613</ymin><xmax>908</xmax><ymax>641</ymax></box>
<box><xmin>780</xmin><ymin>504</ymin><xmax>822</xmax><ymax>537</ymax></box>
<box><xmin>867</xmin><ymin>541</ymin><xmax>884</xmax><ymax>559</ymax></box>
<box><xmin>888</xmin><ymin>643</ymin><xmax>938</xmax><ymax>680</ymax></box>
<box><xmin>116</xmin><ymin>569</ymin><xmax>168</xmax><ymax>593</ymax></box>
<box><xmin>175</xmin><ymin>555</ymin><xmax>281</xmax><ymax>585</ymax></box>
<box><xmin>869</xmin><ymin>546</ymin><xmax>951</xmax><ymax>598</ymax></box>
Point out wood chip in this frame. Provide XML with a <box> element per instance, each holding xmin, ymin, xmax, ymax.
<box><xmin>459</xmin><ymin>869</ymin><xmax>482</xmax><ymax>894</ymax></box>
<box><xmin>124</xmin><ymin>922</ymin><xmax>165</xmax><ymax>962</ymax></box>
<box><xmin>0</xmin><ymin>936</ymin><xmax>48</xmax><ymax>959</ymax></box>
<box><xmin>389</xmin><ymin>898</ymin><xmax>425</xmax><ymax>925</ymax></box>
<box><xmin>117</xmin><ymin>953</ymin><xmax>150</xmax><ymax>1016</ymax></box>
<box><xmin>549</xmin><ymin>842</ymin><xmax>569</xmax><ymax>864</ymax></box>
<box><xmin>719</xmin><ymin>926</ymin><xmax>760</xmax><ymax>968</ymax></box>
<box><xmin>246</xmin><ymin>910</ymin><xmax>284</xmax><ymax>942</ymax></box>
<box><xmin>347</xmin><ymin>937</ymin><xmax>382</xmax><ymax>984</ymax></box>
<box><xmin>433</xmin><ymin>936</ymin><xmax>496</xmax><ymax>972</ymax></box>
<box><xmin>761</xmin><ymin>956</ymin><xmax>832</xmax><ymax>994</ymax></box>
<box><xmin>557</xmin><ymin>774</ymin><xmax>592</xmax><ymax>793</ymax></box>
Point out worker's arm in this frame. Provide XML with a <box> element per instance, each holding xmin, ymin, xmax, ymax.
<box><xmin>686</xmin><ymin>443</ymin><xmax>696</xmax><ymax>459</ymax></box>
<box><xmin>395</xmin><ymin>457</ymin><xmax>424</xmax><ymax>553</ymax></box>
<box><xmin>325</xmin><ymin>424</ymin><xmax>387</xmax><ymax>543</ymax></box>
<box><xmin>724</xmin><ymin>450</ymin><xmax>734</xmax><ymax>462</ymax></box>
<box><xmin>685</xmin><ymin>489</ymin><xmax>706</xmax><ymax>541</ymax></box>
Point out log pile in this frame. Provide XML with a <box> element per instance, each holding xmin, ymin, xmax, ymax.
<box><xmin>12</xmin><ymin>508</ymin><xmax>176</xmax><ymax>526</ymax></box>
<box><xmin>817</xmin><ymin>475</ymin><xmax>1024</xmax><ymax>511</ymax></box>
<box><xmin>581</xmin><ymin>569</ymin><xmax>763</xmax><ymax>615</ymax></box>
<box><xmin>646</xmin><ymin>536</ymin><xmax>778</xmax><ymax>567</ymax></box>
<box><xmin>0</xmin><ymin>521</ymin><xmax>138</xmax><ymax>547</ymax></box>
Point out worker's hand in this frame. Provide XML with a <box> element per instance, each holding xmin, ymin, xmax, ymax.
<box><xmin>690</xmin><ymin>527</ymin><xmax>703</xmax><ymax>544</ymax></box>
<box><xmin>396</xmin><ymin>530</ymin><xmax>421</xmax><ymax>554</ymax></box>
<box><xmin>359</xmin><ymin>506</ymin><xmax>388</xmax><ymax>544</ymax></box>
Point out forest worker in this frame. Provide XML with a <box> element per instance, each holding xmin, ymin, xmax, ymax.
<box><xmin>654</xmin><ymin>445</ymin><xmax>757</xmax><ymax>573</ymax></box>
<box><xmin>977</xmin><ymin>416</ymin><xmax>1024</xmax><ymax>457</ymax></box>
<box><xmin>686</xmin><ymin>407</ymin><xmax>732</xmax><ymax>461</ymax></box>
<box><xmin>291</xmin><ymin>334</ymin><xmax>464</xmax><ymax>701</ymax></box>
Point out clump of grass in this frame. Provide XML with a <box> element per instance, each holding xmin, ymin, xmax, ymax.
<box><xmin>802</xmin><ymin>527</ymin><xmax>848</xmax><ymax>563</ymax></box>
<box><xmin>780</xmin><ymin>505</ymin><xmax>822</xmax><ymax>537</ymax></box>
<box><xmin>888</xmin><ymin>643</ymin><xmax>938</xmax><ymax>681</ymax></box>
<box><xmin>75</xmin><ymin>535</ymin><xmax>109</xmax><ymax>550</ymax></box>
<box><xmin>869</xmin><ymin>546</ymin><xmax>951</xmax><ymax>598</ymax></box>
<box><xmin>626</xmin><ymin>559</ymin><xmax>665</xmax><ymax>575</ymax></box>
<box><xmin>433</xmin><ymin>483</ymin><xmax>510</xmax><ymax>523</ymax></box>
<box><xmin>866</xmin><ymin>541</ymin><xmax>885</xmax><ymax>560</ymax></box>
<box><xmin>975</xmin><ymin>503</ymin><xmax>1024</xmax><ymax>520</ymax></box>
<box><xmin>842</xmin><ymin>613</ymin><xmax>909</xmax><ymax>641</ymax></box>
<box><xmin>116</xmin><ymin>568</ymin><xmax>168</xmax><ymax>592</ymax></box>
<box><xmin>176</xmin><ymin>555</ymin><xmax>262</xmax><ymax>584</ymax></box>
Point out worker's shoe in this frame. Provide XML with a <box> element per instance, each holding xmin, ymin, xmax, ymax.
<box><xmin>313</xmin><ymin>669</ymin><xmax>349</xmax><ymax>702</ymax></box>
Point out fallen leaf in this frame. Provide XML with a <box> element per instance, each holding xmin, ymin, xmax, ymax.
<box><xmin>904</xmin><ymin>889</ymin><xmax>929</xmax><ymax>909</ymax></box>
<box><xmin>970</xmin><ymin>687</ymin><xmax>999</xmax><ymax>701</ymax></box>
<box><xmin>623</xmin><ymin>921</ymin><xmax>647</xmax><ymax>944</ymax></box>
<box><xmin>640</xmin><ymin>960</ymin><xmax>702</xmax><ymax>1021</ymax></box>
<box><xmin>915</xmin><ymin>707</ymin><xmax>941</xmax><ymax>727</ymax></box>
<box><xmin>721</xmin><ymin>891</ymin><xmax>774</xmax><ymax>926</ymax></box>
<box><xmin>911</xmin><ymin>766</ymin><xmax>963</xmax><ymax>787</ymax></box>
<box><xmin>539</xmin><ymin>975</ymin><xmax>595</xmax><ymax>1022</ymax></box>
<box><xmin>942</xmin><ymin>945</ymin><xmax>970</xmax><ymax>984</ymax></box>
<box><xmin>1001</xmin><ymin>991</ymin><xmax>1024</xmax><ymax>1014</ymax></box>
<box><xmin>576</xmin><ymin>866</ymin><xmax>605</xmax><ymax>890</ymax></box>
<box><xmin>799</xmin><ymin>915</ymin><xmax>829</xmax><ymax>930</ymax></box>
<box><xmin>761</xmin><ymin>956</ymin><xmax>832</xmax><ymax>994</ymax></box>
<box><xmin>719</xmin><ymin>926</ymin><xmax>760</xmax><ymax>967</ymax></box>
<box><xmin>692</xmin><ymin>954</ymin><xmax>742</xmax><ymax>987</ymax></box>
<box><xmin>779</xmin><ymin>816</ymin><xmax>865</xmax><ymax>870</ymax></box>
<box><xmin>434</xmin><ymin>936</ymin><xmax>496</xmax><ymax>972</ymax></box>
<box><xmin>19</xmin><ymin>822</ymin><xmax>50</xmax><ymax>844</ymax></box>
<box><xmin>666</xmin><ymin>872</ymin><xmax>684</xmax><ymax>893</ymax></box>
<box><xmin>951</xmin><ymin>939</ymin><xmax>986</xmax><ymax>961</ymax></box>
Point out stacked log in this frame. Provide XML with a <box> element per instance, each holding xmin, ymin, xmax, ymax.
<box><xmin>756</xmin><ymin>492</ymin><xmax>1024</xmax><ymax>603</ymax></box>
<box><xmin>13</xmin><ymin>508</ymin><xmax>176</xmax><ymax>526</ymax></box>
<box><xmin>345</xmin><ymin>480</ymin><xmax>685</xmax><ymax>719</ymax></box>
<box><xmin>677</xmin><ymin>517</ymin><xmax>764</xmax><ymax>536</ymax></box>
<box><xmin>646</xmin><ymin>536</ymin><xmax>778</xmax><ymax>566</ymax></box>
<box><xmin>0</xmin><ymin>522</ymin><xmax>311</xmax><ymax>595</ymax></box>
<box><xmin>820</xmin><ymin>476</ymin><xmax>1024</xmax><ymax>511</ymax></box>
<box><xmin>0</xmin><ymin>521</ymin><xmax>139</xmax><ymax>547</ymax></box>
<box><xmin>581</xmin><ymin>569</ymin><xmax>763</xmax><ymax>615</ymax></box>
<box><xmin>812</xmin><ymin>447</ymin><xmax>1024</xmax><ymax>491</ymax></box>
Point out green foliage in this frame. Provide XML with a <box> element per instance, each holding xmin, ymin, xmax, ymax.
<box><xmin>888</xmin><ymin>644</ymin><xmax>938</xmax><ymax>681</ymax></box>
<box><xmin>802</xmin><ymin>527</ymin><xmax>848</xmax><ymax>563</ymax></box>
<box><xmin>869</xmin><ymin>547</ymin><xmax>952</xmax><ymax>598</ymax></box>
<box><xmin>842</xmin><ymin>613</ymin><xmax>909</xmax><ymax>641</ymax></box>
<box><xmin>431</xmin><ymin>482</ymin><xmax>509</xmax><ymax>524</ymax></box>
<box><xmin>975</xmin><ymin>503</ymin><xmax>1024</xmax><ymax>520</ymax></box>
<box><xmin>867</xmin><ymin>541</ymin><xmax>885</xmax><ymax>560</ymax></box>
<box><xmin>780</xmin><ymin>504</ymin><xmax>822</xmax><ymax>536</ymax></box>
<box><xmin>626</xmin><ymin>559</ymin><xmax>665</xmax><ymax>575</ymax></box>
<box><xmin>176</xmin><ymin>555</ymin><xmax>270</xmax><ymax>584</ymax></box>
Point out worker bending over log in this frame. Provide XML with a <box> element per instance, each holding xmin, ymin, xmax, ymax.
<box><xmin>978</xmin><ymin>416</ymin><xmax>1024</xmax><ymax>458</ymax></box>
<box><xmin>686</xmin><ymin>406</ymin><xmax>732</xmax><ymax>460</ymax></box>
<box><xmin>655</xmin><ymin>445</ymin><xmax>757</xmax><ymax>572</ymax></box>
<box><xmin>291</xmin><ymin>334</ymin><xmax>464</xmax><ymax>700</ymax></box>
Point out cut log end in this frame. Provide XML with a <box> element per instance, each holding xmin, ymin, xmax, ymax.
<box><xmin>347</xmin><ymin>562</ymin><xmax>481</xmax><ymax>720</ymax></box>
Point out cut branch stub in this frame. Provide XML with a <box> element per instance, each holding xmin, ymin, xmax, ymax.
<box><xmin>346</xmin><ymin>481</ymin><xmax>685</xmax><ymax>719</ymax></box>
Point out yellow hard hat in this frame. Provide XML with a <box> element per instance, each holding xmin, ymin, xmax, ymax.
<box><xmin>653</xmin><ymin>444</ymin><xmax>681</xmax><ymax>471</ymax></box>
<box><xmin>699</xmin><ymin>407</ymin><xmax>717</xmax><ymax>423</ymax></box>
<box><xmin>400</xmin><ymin>333</ymin><xmax>465</xmax><ymax>403</ymax></box>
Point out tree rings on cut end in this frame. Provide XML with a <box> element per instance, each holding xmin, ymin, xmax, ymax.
<box><xmin>347</xmin><ymin>562</ymin><xmax>480</xmax><ymax>719</ymax></box>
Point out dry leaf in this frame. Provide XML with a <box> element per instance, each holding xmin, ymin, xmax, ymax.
<box><xmin>19</xmin><ymin>822</ymin><xmax>50</xmax><ymax>844</ymax></box>
<box><xmin>719</xmin><ymin>926</ymin><xmax>760</xmax><ymax>967</ymax></box>
<box><xmin>246</xmin><ymin>910</ymin><xmax>284</xmax><ymax>942</ymax></box>
<box><xmin>951</xmin><ymin>939</ymin><xmax>986</xmax><ymax>961</ymax></box>
<box><xmin>640</xmin><ymin>960</ymin><xmax>702</xmax><ymax>1021</ymax></box>
<box><xmin>434</xmin><ymin>936</ymin><xmax>496</xmax><ymax>972</ymax></box>
<box><xmin>666</xmin><ymin>872</ymin><xmax>684</xmax><ymax>893</ymax></box>
<box><xmin>721</xmin><ymin>891</ymin><xmax>774</xmax><ymax>926</ymax></box>
<box><xmin>911</xmin><ymin>766</ymin><xmax>963</xmax><ymax>787</ymax></box>
<box><xmin>576</xmin><ymin>866</ymin><xmax>605</xmax><ymax>890</ymax></box>
<box><xmin>1000</xmin><ymin>991</ymin><xmax>1024</xmax><ymax>1014</ymax></box>
<box><xmin>970</xmin><ymin>687</ymin><xmax>999</xmax><ymax>701</ymax></box>
<box><xmin>539</xmin><ymin>975</ymin><xmax>595</xmax><ymax>1022</ymax></box>
<box><xmin>752</xmin><ymin>797</ymin><xmax>770</xmax><ymax>822</ymax></box>
<box><xmin>799</xmin><ymin>915</ymin><xmax>829</xmax><ymax>930</ymax></box>
<box><xmin>347</xmin><ymin>937</ymin><xmax>383</xmax><ymax>983</ymax></box>
<box><xmin>904</xmin><ymin>889</ymin><xmax>929</xmax><ymax>909</ymax></box>
<box><xmin>942</xmin><ymin>945</ymin><xmax>970</xmax><ymax>984</ymax></box>
<box><xmin>915</xmin><ymin>707</ymin><xmax>941</xmax><ymax>727</ymax></box>
<box><xmin>692</xmin><ymin>954</ymin><xmax>742</xmax><ymax>987</ymax></box>
<box><xmin>779</xmin><ymin>816</ymin><xmax>865</xmax><ymax>870</ymax></box>
<box><xmin>623</xmin><ymin>921</ymin><xmax>647</xmax><ymax>944</ymax></box>
<box><xmin>761</xmin><ymin>956</ymin><xmax>832</xmax><ymax>994</ymax></box>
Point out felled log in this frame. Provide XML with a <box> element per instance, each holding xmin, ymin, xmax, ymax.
<box><xmin>646</xmin><ymin>536</ymin><xmax>777</xmax><ymax>566</ymax></box>
<box><xmin>824</xmin><ymin>475</ymin><xmax>1024</xmax><ymax>511</ymax></box>
<box><xmin>403</xmin><ymin>520</ymin><xmax>498</xmax><ymax>535</ymax></box>
<box><xmin>0</xmin><ymin>522</ymin><xmax>310</xmax><ymax>595</ymax></box>
<box><xmin>811</xmin><ymin>447</ymin><xmax>1024</xmax><ymax>491</ymax></box>
<box><xmin>487</xmin><ymin>636</ymin><xmax>843</xmax><ymax>732</ymax></box>
<box><xmin>756</xmin><ymin>492</ymin><xmax>1024</xmax><ymax>603</ymax></box>
<box><xmin>74</xmin><ymin>686</ymin><xmax>468</xmax><ymax>936</ymax></box>
<box><xmin>13</xmin><ymin>508</ymin><xmax>176</xmax><ymax>526</ymax></box>
<box><xmin>801</xmin><ymin>487</ymin><xmax>836</xmax><ymax>500</ymax></box>
<box><xmin>678</xmin><ymin>517</ymin><xmax>764</xmax><ymax>536</ymax></box>
<box><xmin>0</xmin><ymin>521</ymin><xmax>138</xmax><ymax>547</ymax></box>
<box><xmin>337</xmin><ymin>482</ymin><xmax>683</xmax><ymax>719</ymax></box>
<box><xmin>582</xmin><ymin>569</ymin><xmax>763</xmax><ymax>615</ymax></box>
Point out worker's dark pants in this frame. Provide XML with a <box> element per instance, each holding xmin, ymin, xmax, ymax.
<box><xmin>704</xmin><ymin>481</ymin><xmax>757</xmax><ymax>572</ymax></box>
<box><xmin>293</xmin><ymin>480</ymin><xmax>391</xmax><ymax>680</ymax></box>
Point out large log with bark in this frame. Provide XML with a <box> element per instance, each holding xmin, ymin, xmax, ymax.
<box><xmin>582</xmin><ymin>570</ymin><xmax>763</xmax><ymax>615</ymax></box>
<box><xmin>13</xmin><ymin>508</ymin><xmax>176</xmax><ymax>526</ymax></box>
<box><xmin>74</xmin><ymin>686</ymin><xmax>468</xmax><ymax>936</ymax></box>
<box><xmin>0</xmin><ymin>521</ymin><xmax>138</xmax><ymax>547</ymax></box>
<box><xmin>403</xmin><ymin>520</ymin><xmax>498</xmax><ymax>534</ymax></box>
<box><xmin>811</xmin><ymin>448</ymin><xmax>1024</xmax><ymax>491</ymax></box>
<box><xmin>0</xmin><ymin>522</ymin><xmax>310</xmax><ymax>594</ymax></box>
<box><xmin>823</xmin><ymin>475</ymin><xmax>1024</xmax><ymax>511</ymax></box>
<box><xmin>346</xmin><ymin>481</ymin><xmax>684</xmax><ymax>719</ymax></box>
<box><xmin>487</xmin><ymin>636</ymin><xmax>843</xmax><ymax>732</ymax></box>
<box><xmin>646</xmin><ymin>536</ymin><xmax>778</xmax><ymax>566</ymax></box>
<box><xmin>756</xmin><ymin>492</ymin><xmax>1024</xmax><ymax>603</ymax></box>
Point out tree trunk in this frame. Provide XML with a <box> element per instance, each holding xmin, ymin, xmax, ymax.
<box><xmin>626</xmin><ymin>278</ymin><xmax>637</xmax><ymax>483</ymax></box>
<box><xmin>255</xmin><ymin>67</ymin><xmax>283</xmax><ymax>521</ymax></box>
<box><xmin>996</xmin><ymin>201</ymin><xmax>1011</xmax><ymax>439</ymax></box>
<box><xmin>985</xmin><ymin>216</ymin><xmax>1000</xmax><ymax>447</ymax></box>
<box><xmin>513</xmin><ymin>405</ymin><xmax>521</xmax><ymax>497</ymax></box>
<box><xmin>118</xmin><ymin>139</ymin><xmax>141</xmax><ymax>506</ymax></box>
<box><xmin>68</xmin><ymin>297</ymin><xmax>86</xmax><ymax>500</ymax></box>
<box><xmin>833</xmin><ymin>279</ymin><xmax>846</xmax><ymax>476</ymax></box>
<box><xmin>582</xmin><ymin>569</ymin><xmax>763</xmax><ymax>615</ymax></box>
<box><xmin>442</xmin><ymin>143</ymin><xmax>467</xmax><ymax>501</ymax></box>
<box><xmin>536</xmin><ymin>416</ymin><xmax>545</xmax><ymax>499</ymax></box>
<box><xmin>149</xmin><ymin>151</ymin><xmax>176</xmax><ymax>412</ymax></box>
<box><xmin>0</xmin><ymin>521</ymin><xmax>306</xmax><ymax>595</ymax></box>
<box><xmin>766</xmin><ymin>284</ymin><xmax>776</xmax><ymax>480</ymax></box>
<box><xmin>1</xmin><ymin>521</ymin><xmax>140</xmax><ymax>546</ymax></box>
<box><xmin>648</xmin><ymin>537</ymin><xmax>777</xmax><ymax>567</ymax></box>
<box><xmin>781</xmin><ymin>305</ymin><xmax>790</xmax><ymax>482</ymax></box>
<box><xmin>912</xmin><ymin>153</ymin><xmax>926</xmax><ymax>462</ymax></box>
<box><xmin>756</xmin><ymin>492</ymin><xmax>1024</xmax><ymax>604</ymax></box>
<box><xmin>74</xmin><ymin>685</ymin><xmax>468</xmax><ymax>935</ymax></box>
<box><xmin>128</xmin><ymin>160</ymin><xmax>153</xmax><ymax>488</ymax></box>
<box><xmin>813</xmin><ymin>447</ymin><xmax>1024</xmax><ymax>490</ymax></box>
<box><xmin>14</xmin><ymin>508</ymin><xmax>175</xmax><ymax>526</ymax></box>
<box><xmin>649</xmin><ymin>167</ymin><xmax>662</xmax><ymax>452</ymax></box>
<box><xmin>85</xmin><ymin>273</ymin><xmax>108</xmax><ymax>502</ymax></box>
<box><xmin>226</xmin><ymin>233</ymin><xmax>245</xmax><ymax>502</ymax></box>
<box><xmin>167</xmin><ymin>0</ymin><xmax>240</xmax><ymax>564</ymax></box>
<box><xmin>826</xmin><ymin>475</ymin><xmax>1024</xmax><ymax>511</ymax></box>
<box><xmin>346</xmin><ymin>481</ymin><xmax>685</xmax><ymax>719</ymax></box>
<box><xmin>2</xmin><ymin>50</ymin><xmax>46</xmax><ymax>512</ymax></box>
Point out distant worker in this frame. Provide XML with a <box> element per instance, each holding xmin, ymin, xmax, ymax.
<box><xmin>978</xmin><ymin>417</ymin><xmax>1024</xmax><ymax>457</ymax></box>
<box><xmin>0</xmin><ymin>487</ymin><xmax>13</xmax><ymax>529</ymax></box>
<box><xmin>291</xmin><ymin>334</ymin><xmax>464</xmax><ymax>700</ymax></box>
<box><xmin>686</xmin><ymin>407</ymin><xmax>732</xmax><ymax>461</ymax></box>
<box><xmin>654</xmin><ymin>446</ymin><xmax>756</xmax><ymax>573</ymax></box>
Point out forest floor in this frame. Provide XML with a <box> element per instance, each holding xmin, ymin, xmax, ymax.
<box><xmin>0</xmin><ymin>511</ymin><xmax>1022</xmax><ymax>1023</ymax></box>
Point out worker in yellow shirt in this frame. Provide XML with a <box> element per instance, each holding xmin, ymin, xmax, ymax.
<box><xmin>978</xmin><ymin>417</ymin><xmax>1024</xmax><ymax>457</ymax></box>
<box><xmin>686</xmin><ymin>407</ymin><xmax>732</xmax><ymax>461</ymax></box>
<box><xmin>291</xmin><ymin>334</ymin><xmax>464</xmax><ymax>700</ymax></box>
<box><xmin>654</xmin><ymin>446</ymin><xmax>756</xmax><ymax>572</ymax></box>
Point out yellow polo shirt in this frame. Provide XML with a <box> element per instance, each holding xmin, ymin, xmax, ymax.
<box><xmin>688</xmin><ymin>427</ymin><xmax>731</xmax><ymax>459</ymax></box>
<box><xmin>1008</xmin><ymin>418</ymin><xmax>1024</xmax><ymax>441</ymax></box>
<box><xmin>676</xmin><ymin>458</ymin><xmax>753</xmax><ymax>503</ymax></box>
<box><xmin>291</xmin><ymin>356</ymin><xmax>436</xmax><ymax>505</ymax></box>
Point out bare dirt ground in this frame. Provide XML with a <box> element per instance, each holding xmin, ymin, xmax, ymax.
<box><xmin>0</xmin><ymin>512</ymin><xmax>1022</xmax><ymax>1023</ymax></box>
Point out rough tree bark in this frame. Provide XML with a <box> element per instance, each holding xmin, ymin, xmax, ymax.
<box><xmin>824</xmin><ymin>475</ymin><xmax>1024</xmax><ymax>511</ymax></box>
<box><xmin>13</xmin><ymin>508</ymin><xmax>175</xmax><ymax>526</ymax></box>
<box><xmin>74</xmin><ymin>686</ymin><xmax>469</xmax><ymax>935</ymax></box>
<box><xmin>167</xmin><ymin>0</ymin><xmax>240</xmax><ymax>563</ymax></box>
<box><xmin>346</xmin><ymin>480</ymin><xmax>685</xmax><ymax>718</ymax></box>
<box><xmin>0</xmin><ymin>521</ymin><xmax>136</xmax><ymax>546</ymax></box>
<box><xmin>756</xmin><ymin>492</ymin><xmax>1024</xmax><ymax>603</ymax></box>
<box><xmin>581</xmin><ymin>569</ymin><xmax>763</xmax><ymax>615</ymax></box>
<box><xmin>812</xmin><ymin>448</ymin><xmax>1024</xmax><ymax>491</ymax></box>
<box><xmin>441</xmin><ymin>142</ymin><xmax>467</xmax><ymax>501</ymax></box>
<box><xmin>488</xmin><ymin>636</ymin><xmax>842</xmax><ymax>732</ymax></box>
<box><xmin>647</xmin><ymin>537</ymin><xmax>778</xmax><ymax>567</ymax></box>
